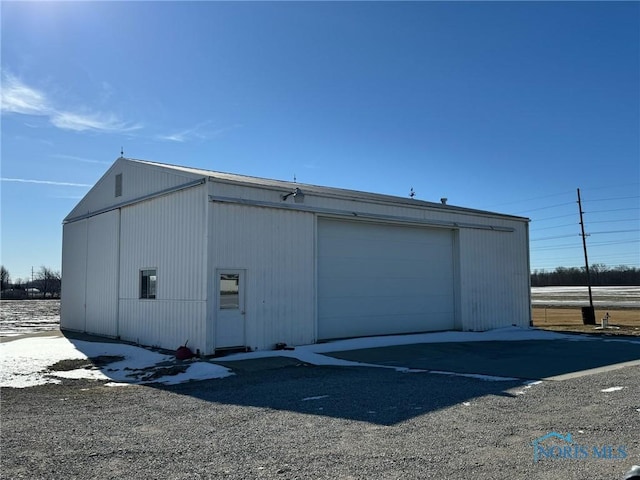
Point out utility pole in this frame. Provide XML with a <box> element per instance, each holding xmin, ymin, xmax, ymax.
<box><xmin>577</xmin><ymin>188</ymin><xmax>595</xmax><ymax>324</ymax></box>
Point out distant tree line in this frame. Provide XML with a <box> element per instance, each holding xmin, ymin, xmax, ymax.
<box><xmin>1</xmin><ymin>263</ymin><xmax>637</xmax><ymax>297</ymax></box>
<box><xmin>0</xmin><ymin>265</ymin><xmax>61</xmax><ymax>299</ymax></box>
<box><xmin>531</xmin><ymin>264</ymin><xmax>640</xmax><ymax>287</ymax></box>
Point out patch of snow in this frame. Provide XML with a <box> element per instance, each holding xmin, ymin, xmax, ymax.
<box><xmin>222</xmin><ymin>347</ymin><xmax>420</xmax><ymax>373</ymax></box>
<box><xmin>514</xmin><ymin>379</ymin><xmax>543</xmax><ymax>395</ymax></box>
<box><xmin>429</xmin><ymin>370</ymin><xmax>520</xmax><ymax>382</ymax></box>
<box><xmin>0</xmin><ymin>336</ymin><xmax>87</xmax><ymax>388</ymax></box>
<box><xmin>224</xmin><ymin>328</ymin><xmax>583</xmax><ymax>364</ymax></box>
<box><xmin>531</xmin><ymin>286</ymin><xmax>640</xmax><ymax>307</ymax></box>
<box><xmin>601</xmin><ymin>386</ymin><xmax>624</xmax><ymax>392</ymax></box>
<box><xmin>602</xmin><ymin>338</ymin><xmax>640</xmax><ymax>345</ymax></box>
<box><xmin>156</xmin><ymin>362</ymin><xmax>234</xmax><ymax>385</ymax></box>
<box><xmin>2</xmin><ymin>325</ymin><xmax>628</xmax><ymax>389</ymax></box>
<box><xmin>301</xmin><ymin>395</ymin><xmax>329</xmax><ymax>401</ymax></box>
<box><xmin>51</xmin><ymin>368</ymin><xmax>111</xmax><ymax>382</ymax></box>
<box><xmin>0</xmin><ymin>336</ymin><xmax>232</xmax><ymax>388</ymax></box>
<box><xmin>523</xmin><ymin>380</ymin><xmax>543</xmax><ymax>386</ymax></box>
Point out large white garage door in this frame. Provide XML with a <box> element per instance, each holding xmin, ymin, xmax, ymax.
<box><xmin>318</xmin><ymin>218</ymin><xmax>455</xmax><ymax>340</ymax></box>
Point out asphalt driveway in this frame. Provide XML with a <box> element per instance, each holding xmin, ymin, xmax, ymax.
<box><xmin>325</xmin><ymin>337</ymin><xmax>640</xmax><ymax>380</ymax></box>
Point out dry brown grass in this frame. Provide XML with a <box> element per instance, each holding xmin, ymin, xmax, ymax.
<box><xmin>532</xmin><ymin>307</ymin><xmax>640</xmax><ymax>336</ymax></box>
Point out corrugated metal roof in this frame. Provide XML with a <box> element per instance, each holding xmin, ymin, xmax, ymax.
<box><xmin>125</xmin><ymin>157</ymin><xmax>529</xmax><ymax>222</ymax></box>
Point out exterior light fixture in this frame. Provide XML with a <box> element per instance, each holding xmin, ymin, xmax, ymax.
<box><xmin>281</xmin><ymin>187</ymin><xmax>305</xmax><ymax>203</ymax></box>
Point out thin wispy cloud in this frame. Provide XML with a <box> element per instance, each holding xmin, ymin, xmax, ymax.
<box><xmin>52</xmin><ymin>154</ymin><xmax>111</xmax><ymax>165</ymax></box>
<box><xmin>1</xmin><ymin>73</ymin><xmax>141</xmax><ymax>134</ymax></box>
<box><xmin>50</xmin><ymin>110</ymin><xmax>140</xmax><ymax>133</ymax></box>
<box><xmin>1</xmin><ymin>177</ymin><xmax>92</xmax><ymax>187</ymax></box>
<box><xmin>157</xmin><ymin>122</ymin><xmax>241</xmax><ymax>143</ymax></box>
<box><xmin>49</xmin><ymin>195</ymin><xmax>86</xmax><ymax>200</ymax></box>
<box><xmin>0</xmin><ymin>76</ymin><xmax>49</xmax><ymax>115</ymax></box>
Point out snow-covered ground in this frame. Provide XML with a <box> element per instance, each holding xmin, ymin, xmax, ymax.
<box><xmin>0</xmin><ymin>335</ymin><xmax>234</xmax><ymax>388</ymax></box>
<box><xmin>3</xmin><ymin>327</ymin><xmax>636</xmax><ymax>389</ymax></box>
<box><xmin>531</xmin><ymin>286</ymin><xmax>640</xmax><ymax>307</ymax></box>
<box><xmin>0</xmin><ymin>300</ymin><xmax>60</xmax><ymax>336</ymax></box>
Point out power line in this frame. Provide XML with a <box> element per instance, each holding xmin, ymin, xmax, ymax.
<box><xmin>480</xmin><ymin>190</ymin><xmax>574</xmax><ymax>209</ymax></box>
<box><xmin>588</xmin><ymin>218</ymin><xmax>639</xmax><ymax>225</ymax></box>
<box><xmin>582</xmin><ymin>195</ymin><xmax>640</xmax><ymax>203</ymax></box>
<box><xmin>531</xmin><ymin>238</ymin><xmax>640</xmax><ymax>252</ymax></box>
<box><xmin>585</xmin><ymin>207</ymin><xmax>640</xmax><ymax>214</ymax></box>
<box><xmin>530</xmin><ymin>221</ymin><xmax>639</xmax><ymax>233</ymax></box>
<box><xmin>590</xmin><ymin>229</ymin><xmax>640</xmax><ymax>235</ymax></box>
<box><xmin>530</xmin><ymin>222</ymin><xmax>578</xmax><ymax>232</ymax></box>
<box><xmin>532</xmin><ymin>213</ymin><xmax>578</xmax><ymax>222</ymax></box>
<box><xmin>478</xmin><ymin>182</ymin><xmax>638</xmax><ymax>212</ymax></box>
<box><xmin>587</xmin><ymin>252</ymin><xmax>640</xmax><ymax>260</ymax></box>
<box><xmin>530</xmin><ymin>234</ymin><xmax>577</xmax><ymax>242</ymax></box>
<box><xmin>590</xmin><ymin>239</ymin><xmax>640</xmax><ymax>246</ymax></box>
<box><xmin>578</xmin><ymin>182</ymin><xmax>640</xmax><ymax>194</ymax></box>
<box><xmin>512</xmin><ymin>201</ymin><xmax>576</xmax><ymax>215</ymax></box>
<box><xmin>531</xmin><ymin>244</ymin><xmax>582</xmax><ymax>251</ymax></box>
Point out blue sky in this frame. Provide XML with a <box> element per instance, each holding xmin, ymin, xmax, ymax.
<box><xmin>1</xmin><ymin>1</ymin><xmax>639</xmax><ymax>282</ymax></box>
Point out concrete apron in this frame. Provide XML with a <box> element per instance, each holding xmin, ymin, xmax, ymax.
<box><xmin>325</xmin><ymin>339</ymin><xmax>640</xmax><ymax>381</ymax></box>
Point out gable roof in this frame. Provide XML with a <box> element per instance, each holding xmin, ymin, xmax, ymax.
<box><xmin>127</xmin><ymin>158</ymin><xmax>529</xmax><ymax>222</ymax></box>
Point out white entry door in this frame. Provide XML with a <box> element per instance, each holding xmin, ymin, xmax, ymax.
<box><xmin>215</xmin><ymin>270</ymin><xmax>246</xmax><ymax>348</ymax></box>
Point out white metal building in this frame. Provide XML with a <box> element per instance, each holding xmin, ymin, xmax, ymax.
<box><xmin>61</xmin><ymin>157</ymin><xmax>531</xmax><ymax>354</ymax></box>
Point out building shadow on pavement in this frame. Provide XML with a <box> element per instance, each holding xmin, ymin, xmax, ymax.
<box><xmin>61</xmin><ymin>332</ymin><xmax>640</xmax><ymax>427</ymax></box>
<box><xmin>158</xmin><ymin>362</ymin><xmax>524</xmax><ymax>426</ymax></box>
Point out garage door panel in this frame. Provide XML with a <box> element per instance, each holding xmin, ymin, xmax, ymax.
<box><xmin>320</xmin><ymin>313</ymin><xmax>453</xmax><ymax>338</ymax></box>
<box><xmin>320</xmin><ymin>277</ymin><xmax>450</xmax><ymax>298</ymax></box>
<box><xmin>320</xmin><ymin>237</ymin><xmax>451</xmax><ymax>259</ymax></box>
<box><xmin>320</xmin><ymin>295</ymin><xmax>453</xmax><ymax>318</ymax></box>
<box><xmin>319</xmin><ymin>258</ymin><xmax>451</xmax><ymax>280</ymax></box>
<box><xmin>318</xmin><ymin>219</ymin><xmax>455</xmax><ymax>340</ymax></box>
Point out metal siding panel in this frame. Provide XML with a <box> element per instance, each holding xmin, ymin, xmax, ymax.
<box><xmin>458</xmin><ymin>225</ymin><xmax>530</xmax><ymax>330</ymax></box>
<box><xmin>119</xmin><ymin>300</ymin><xmax>206</xmax><ymax>352</ymax></box>
<box><xmin>208</xmin><ymin>203</ymin><xmax>316</xmax><ymax>351</ymax></box>
<box><xmin>61</xmin><ymin>219</ymin><xmax>88</xmax><ymax>331</ymax></box>
<box><xmin>118</xmin><ymin>185</ymin><xmax>208</xmax><ymax>352</ymax></box>
<box><xmin>85</xmin><ymin>210</ymin><xmax>120</xmax><ymax>336</ymax></box>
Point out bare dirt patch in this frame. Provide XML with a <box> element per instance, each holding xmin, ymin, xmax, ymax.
<box><xmin>532</xmin><ymin>307</ymin><xmax>640</xmax><ymax>336</ymax></box>
<box><xmin>49</xmin><ymin>356</ymin><xmax>125</xmax><ymax>372</ymax></box>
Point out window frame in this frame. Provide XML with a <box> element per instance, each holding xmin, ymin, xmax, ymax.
<box><xmin>219</xmin><ymin>273</ymin><xmax>240</xmax><ymax>310</ymax></box>
<box><xmin>139</xmin><ymin>268</ymin><xmax>157</xmax><ymax>300</ymax></box>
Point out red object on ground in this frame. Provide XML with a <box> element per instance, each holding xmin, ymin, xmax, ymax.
<box><xmin>175</xmin><ymin>345</ymin><xmax>194</xmax><ymax>360</ymax></box>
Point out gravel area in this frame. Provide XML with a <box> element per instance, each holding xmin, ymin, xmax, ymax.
<box><xmin>2</xmin><ymin>362</ymin><xmax>639</xmax><ymax>479</ymax></box>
